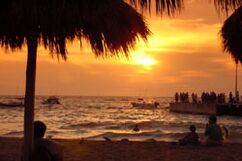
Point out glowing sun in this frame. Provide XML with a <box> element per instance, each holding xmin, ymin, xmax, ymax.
<box><xmin>136</xmin><ymin>57</ymin><xmax>156</xmax><ymax>66</ymax></box>
<box><xmin>132</xmin><ymin>52</ymin><xmax>157</xmax><ymax>70</ymax></box>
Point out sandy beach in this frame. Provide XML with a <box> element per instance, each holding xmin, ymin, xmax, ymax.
<box><xmin>1</xmin><ymin>136</ymin><xmax>242</xmax><ymax>161</ymax></box>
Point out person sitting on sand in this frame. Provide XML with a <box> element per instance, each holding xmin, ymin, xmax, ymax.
<box><xmin>179</xmin><ymin>125</ymin><xmax>199</xmax><ymax>145</ymax></box>
<box><xmin>31</xmin><ymin>121</ymin><xmax>63</xmax><ymax>161</ymax></box>
<box><xmin>205</xmin><ymin>115</ymin><xmax>222</xmax><ymax>146</ymax></box>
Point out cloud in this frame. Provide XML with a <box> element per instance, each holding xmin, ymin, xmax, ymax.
<box><xmin>0</xmin><ymin>1</ymin><xmax>241</xmax><ymax>96</ymax></box>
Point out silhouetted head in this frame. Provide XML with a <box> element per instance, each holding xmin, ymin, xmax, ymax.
<box><xmin>209</xmin><ymin>115</ymin><xmax>217</xmax><ymax>124</ymax></box>
<box><xmin>190</xmin><ymin>125</ymin><xmax>196</xmax><ymax>132</ymax></box>
<box><xmin>133</xmin><ymin>125</ymin><xmax>140</xmax><ymax>132</ymax></box>
<box><xmin>34</xmin><ymin>121</ymin><xmax>46</xmax><ymax>139</ymax></box>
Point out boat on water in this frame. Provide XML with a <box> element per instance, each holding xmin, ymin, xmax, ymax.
<box><xmin>131</xmin><ymin>98</ymin><xmax>159</xmax><ymax>108</ymax></box>
<box><xmin>42</xmin><ymin>96</ymin><xmax>60</xmax><ymax>105</ymax></box>
<box><xmin>0</xmin><ymin>99</ymin><xmax>24</xmax><ymax>108</ymax></box>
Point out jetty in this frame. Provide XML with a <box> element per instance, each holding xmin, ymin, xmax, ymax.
<box><xmin>169</xmin><ymin>102</ymin><xmax>242</xmax><ymax>116</ymax></box>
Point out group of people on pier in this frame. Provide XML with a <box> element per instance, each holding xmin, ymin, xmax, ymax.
<box><xmin>201</xmin><ymin>92</ymin><xmax>224</xmax><ymax>103</ymax></box>
<box><xmin>229</xmin><ymin>91</ymin><xmax>241</xmax><ymax>103</ymax></box>
<box><xmin>174</xmin><ymin>91</ymin><xmax>241</xmax><ymax>104</ymax></box>
<box><xmin>175</xmin><ymin>92</ymin><xmax>190</xmax><ymax>103</ymax></box>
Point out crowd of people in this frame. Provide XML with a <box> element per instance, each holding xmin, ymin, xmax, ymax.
<box><xmin>174</xmin><ymin>91</ymin><xmax>241</xmax><ymax>104</ymax></box>
<box><xmin>175</xmin><ymin>92</ymin><xmax>189</xmax><ymax>103</ymax></box>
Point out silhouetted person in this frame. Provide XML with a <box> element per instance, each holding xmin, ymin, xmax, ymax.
<box><xmin>210</xmin><ymin>91</ymin><xmax>217</xmax><ymax>103</ymax></box>
<box><xmin>154</xmin><ymin>101</ymin><xmax>160</xmax><ymax>107</ymax></box>
<box><xmin>179</xmin><ymin>125</ymin><xmax>199</xmax><ymax>145</ymax></box>
<box><xmin>205</xmin><ymin>115</ymin><xmax>222</xmax><ymax>146</ymax></box>
<box><xmin>201</xmin><ymin>92</ymin><xmax>205</xmax><ymax>103</ymax></box>
<box><xmin>31</xmin><ymin>121</ymin><xmax>63</xmax><ymax>161</ymax></box>
<box><xmin>236</xmin><ymin>91</ymin><xmax>240</xmax><ymax>103</ymax></box>
<box><xmin>191</xmin><ymin>93</ymin><xmax>198</xmax><ymax>103</ymax></box>
<box><xmin>175</xmin><ymin>92</ymin><xmax>179</xmax><ymax>103</ymax></box>
<box><xmin>229</xmin><ymin>92</ymin><xmax>233</xmax><ymax>103</ymax></box>
<box><xmin>191</xmin><ymin>93</ymin><xmax>195</xmax><ymax>103</ymax></box>
<box><xmin>133</xmin><ymin>124</ymin><xmax>140</xmax><ymax>132</ymax></box>
<box><xmin>217</xmin><ymin>93</ymin><xmax>226</xmax><ymax>103</ymax></box>
<box><xmin>185</xmin><ymin>92</ymin><xmax>189</xmax><ymax>102</ymax></box>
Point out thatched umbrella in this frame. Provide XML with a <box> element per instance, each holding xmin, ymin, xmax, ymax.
<box><xmin>129</xmin><ymin>0</ymin><xmax>241</xmax><ymax>15</ymax></box>
<box><xmin>129</xmin><ymin>0</ymin><xmax>184</xmax><ymax>16</ymax></box>
<box><xmin>221</xmin><ymin>6</ymin><xmax>242</xmax><ymax>98</ymax></box>
<box><xmin>213</xmin><ymin>0</ymin><xmax>242</xmax><ymax>14</ymax></box>
<box><xmin>0</xmin><ymin>1</ymin><xmax>149</xmax><ymax>160</ymax></box>
<box><xmin>221</xmin><ymin>6</ymin><xmax>242</xmax><ymax>63</ymax></box>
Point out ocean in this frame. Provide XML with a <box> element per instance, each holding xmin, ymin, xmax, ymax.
<box><xmin>0</xmin><ymin>96</ymin><xmax>242</xmax><ymax>141</ymax></box>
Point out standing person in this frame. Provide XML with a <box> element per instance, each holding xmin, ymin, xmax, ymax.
<box><xmin>236</xmin><ymin>91</ymin><xmax>240</xmax><ymax>103</ymax></box>
<box><xmin>229</xmin><ymin>92</ymin><xmax>233</xmax><ymax>103</ymax></box>
<box><xmin>175</xmin><ymin>92</ymin><xmax>179</xmax><ymax>103</ymax></box>
<box><xmin>205</xmin><ymin>115</ymin><xmax>222</xmax><ymax>146</ymax></box>
<box><xmin>31</xmin><ymin>121</ymin><xmax>63</xmax><ymax>161</ymax></box>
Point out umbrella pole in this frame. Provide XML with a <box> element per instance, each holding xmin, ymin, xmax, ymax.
<box><xmin>23</xmin><ymin>37</ymin><xmax>37</xmax><ymax>161</ymax></box>
<box><xmin>235</xmin><ymin>62</ymin><xmax>238</xmax><ymax>99</ymax></box>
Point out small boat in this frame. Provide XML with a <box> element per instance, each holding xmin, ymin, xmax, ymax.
<box><xmin>120</xmin><ymin>98</ymin><xmax>129</xmax><ymax>101</ymax></box>
<box><xmin>0</xmin><ymin>99</ymin><xmax>24</xmax><ymax>108</ymax></box>
<box><xmin>42</xmin><ymin>96</ymin><xmax>60</xmax><ymax>105</ymax></box>
<box><xmin>131</xmin><ymin>99</ymin><xmax>159</xmax><ymax>108</ymax></box>
<box><xmin>15</xmin><ymin>97</ymin><xmax>25</xmax><ymax>100</ymax></box>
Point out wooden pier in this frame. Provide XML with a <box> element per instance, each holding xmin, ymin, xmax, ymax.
<box><xmin>169</xmin><ymin>102</ymin><xmax>242</xmax><ymax>116</ymax></box>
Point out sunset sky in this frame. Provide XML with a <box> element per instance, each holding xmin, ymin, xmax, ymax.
<box><xmin>0</xmin><ymin>0</ymin><xmax>241</xmax><ymax>97</ymax></box>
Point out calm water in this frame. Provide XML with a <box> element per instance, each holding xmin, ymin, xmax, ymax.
<box><xmin>0</xmin><ymin>96</ymin><xmax>242</xmax><ymax>141</ymax></box>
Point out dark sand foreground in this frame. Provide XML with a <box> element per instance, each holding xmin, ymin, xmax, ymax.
<box><xmin>1</xmin><ymin>137</ymin><xmax>242</xmax><ymax>161</ymax></box>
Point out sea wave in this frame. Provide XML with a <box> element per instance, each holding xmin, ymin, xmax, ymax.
<box><xmin>1</xmin><ymin>96</ymin><xmax>242</xmax><ymax>139</ymax></box>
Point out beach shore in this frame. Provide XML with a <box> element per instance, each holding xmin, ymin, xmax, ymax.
<box><xmin>1</xmin><ymin>136</ymin><xmax>242</xmax><ymax>161</ymax></box>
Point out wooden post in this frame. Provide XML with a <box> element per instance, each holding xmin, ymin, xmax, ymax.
<box><xmin>23</xmin><ymin>36</ymin><xmax>37</xmax><ymax>161</ymax></box>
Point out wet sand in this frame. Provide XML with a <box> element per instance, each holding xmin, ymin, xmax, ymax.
<box><xmin>1</xmin><ymin>137</ymin><xmax>242</xmax><ymax>161</ymax></box>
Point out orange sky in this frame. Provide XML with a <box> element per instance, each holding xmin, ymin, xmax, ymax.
<box><xmin>0</xmin><ymin>0</ymin><xmax>241</xmax><ymax>96</ymax></box>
